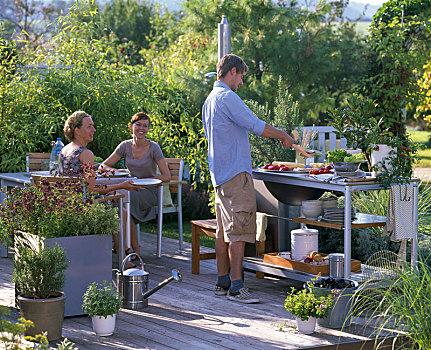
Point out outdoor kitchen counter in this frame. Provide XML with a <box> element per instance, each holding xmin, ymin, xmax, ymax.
<box><xmin>250</xmin><ymin>169</ymin><xmax>420</xmax><ymax>281</ymax></box>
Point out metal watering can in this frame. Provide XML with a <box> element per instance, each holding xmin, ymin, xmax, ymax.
<box><xmin>113</xmin><ymin>253</ymin><xmax>182</xmax><ymax>310</ymax></box>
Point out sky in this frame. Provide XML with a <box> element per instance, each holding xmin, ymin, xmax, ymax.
<box><xmin>353</xmin><ymin>0</ymin><xmax>386</xmax><ymax>5</ymax></box>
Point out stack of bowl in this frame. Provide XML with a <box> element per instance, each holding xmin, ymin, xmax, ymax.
<box><xmin>301</xmin><ymin>200</ymin><xmax>322</xmax><ymax>220</ymax></box>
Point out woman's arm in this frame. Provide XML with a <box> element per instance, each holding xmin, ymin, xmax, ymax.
<box><xmin>155</xmin><ymin>158</ymin><xmax>171</xmax><ymax>182</ymax></box>
<box><xmin>99</xmin><ymin>151</ymin><xmax>122</xmax><ymax>173</ymax></box>
<box><xmin>80</xmin><ymin>150</ymin><xmax>138</xmax><ymax>193</ymax></box>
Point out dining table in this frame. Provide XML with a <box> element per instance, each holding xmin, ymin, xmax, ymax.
<box><xmin>0</xmin><ymin>171</ymin><xmax>163</xmax><ymax>266</ymax></box>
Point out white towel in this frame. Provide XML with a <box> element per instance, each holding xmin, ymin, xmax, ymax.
<box><xmin>385</xmin><ymin>185</ymin><xmax>415</xmax><ymax>241</ymax></box>
<box><xmin>256</xmin><ymin>212</ymin><xmax>268</xmax><ymax>242</ymax></box>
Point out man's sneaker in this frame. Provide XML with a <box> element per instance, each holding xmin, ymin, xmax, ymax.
<box><xmin>227</xmin><ymin>287</ymin><xmax>260</xmax><ymax>304</ymax></box>
<box><xmin>214</xmin><ymin>285</ymin><xmax>229</xmax><ymax>296</ymax></box>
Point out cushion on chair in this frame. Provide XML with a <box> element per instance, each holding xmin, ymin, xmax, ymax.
<box><xmin>156</xmin><ymin>168</ymin><xmax>174</xmax><ymax>206</ymax></box>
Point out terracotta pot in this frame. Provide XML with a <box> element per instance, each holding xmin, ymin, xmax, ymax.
<box><xmin>18</xmin><ymin>292</ymin><xmax>66</xmax><ymax>341</ymax></box>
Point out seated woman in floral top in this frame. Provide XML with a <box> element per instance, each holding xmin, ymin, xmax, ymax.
<box><xmin>59</xmin><ymin>110</ymin><xmax>140</xmax><ymax>268</ymax></box>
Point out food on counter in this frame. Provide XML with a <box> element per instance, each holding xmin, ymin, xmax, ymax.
<box><xmin>326</xmin><ymin>149</ymin><xmax>349</xmax><ymax>162</ymax></box>
<box><xmin>309</xmin><ymin>165</ymin><xmax>333</xmax><ymax>175</ymax></box>
<box><xmin>272</xmin><ymin>161</ymin><xmax>305</xmax><ymax>168</ymax></box>
<box><xmin>343</xmin><ymin>153</ymin><xmax>365</xmax><ymax>162</ymax></box>
<box><xmin>310</xmin><ymin>163</ymin><xmax>325</xmax><ymax>169</ymax></box>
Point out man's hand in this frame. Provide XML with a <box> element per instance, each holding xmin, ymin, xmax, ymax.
<box><xmin>279</xmin><ymin>132</ymin><xmax>294</xmax><ymax>148</ymax></box>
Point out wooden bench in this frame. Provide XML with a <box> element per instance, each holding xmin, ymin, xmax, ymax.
<box><xmin>191</xmin><ymin>219</ymin><xmax>217</xmax><ymax>274</ymax></box>
<box><xmin>191</xmin><ymin>219</ymin><xmax>266</xmax><ymax>277</ymax></box>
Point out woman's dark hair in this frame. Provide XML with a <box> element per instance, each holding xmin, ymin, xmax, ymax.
<box><xmin>130</xmin><ymin>112</ymin><xmax>151</xmax><ymax>125</ymax></box>
<box><xmin>217</xmin><ymin>54</ymin><xmax>248</xmax><ymax>79</ymax></box>
<box><xmin>64</xmin><ymin>111</ymin><xmax>91</xmax><ymax>141</ymax></box>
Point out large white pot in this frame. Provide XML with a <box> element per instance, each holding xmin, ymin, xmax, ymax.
<box><xmin>291</xmin><ymin>228</ymin><xmax>318</xmax><ymax>261</ymax></box>
<box><xmin>371</xmin><ymin>144</ymin><xmax>396</xmax><ymax>177</ymax></box>
<box><xmin>91</xmin><ymin>314</ymin><xmax>116</xmax><ymax>336</ymax></box>
<box><xmin>296</xmin><ymin>316</ymin><xmax>317</xmax><ymax>334</ymax></box>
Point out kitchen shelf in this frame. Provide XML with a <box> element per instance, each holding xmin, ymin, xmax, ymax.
<box><xmin>292</xmin><ymin>212</ymin><xmax>387</xmax><ymax>229</ymax></box>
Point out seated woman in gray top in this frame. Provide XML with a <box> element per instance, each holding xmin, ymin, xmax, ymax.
<box><xmin>99</xmin><ymin>112</ymin><xmax>170</xmax><ymax>257</ymax></box>
<box><xmin>59</xmin><ymin>110</ymin><xmax>140</xmax><ymax>268</ymax></box>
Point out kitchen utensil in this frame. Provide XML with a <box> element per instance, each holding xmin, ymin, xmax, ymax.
<box><xmin>292</xmin><ymin>144</ymin><xmax>314</xmax><ymax>158</ymax></box>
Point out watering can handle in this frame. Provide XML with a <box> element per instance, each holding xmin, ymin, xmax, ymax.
<box><xmin>121</xmin><ymin>253</ymin><xmax>145</xmax><ymax>273</ymax></box>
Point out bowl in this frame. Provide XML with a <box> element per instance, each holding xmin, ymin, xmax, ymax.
<box><xmin>320</xmin><ymin>198</ymin><xmax>338</xmax><ymax>209</ymax></box>
<box><xmin>332</xmin><ymin>162</ymin><xmax>361</xmax><ymax>172</ymax></box>
<box><xmin>301</xmin><ymin>200</ymin><xmax>322</xmax><ymax>220</ymax></box>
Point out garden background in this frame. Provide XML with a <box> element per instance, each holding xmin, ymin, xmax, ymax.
<box><xmin>1</xmin><ymin>0</ymin><xmax>430</xmax><ymax>260</ymax></box>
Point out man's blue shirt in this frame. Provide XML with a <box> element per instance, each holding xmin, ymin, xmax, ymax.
<box><xmin>202</xmin><ymin>80</ymin><xmax>266</xmax><ymax>186</ymax></box>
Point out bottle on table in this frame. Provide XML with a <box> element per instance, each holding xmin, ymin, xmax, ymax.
<box><xmin>49</xmin><ymin>138</ymin><xmax>64</xmax><ymax>174</ymax></box>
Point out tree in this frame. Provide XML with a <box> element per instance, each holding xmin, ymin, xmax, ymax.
<box><xmin>0</xmin><ymin>0</ymin><xmax>68</xmax><ymax>44</ymax></box>
<box><xmin>363</xmin><ymin>0</ymin><xmax>431</xmax><ymax>136</ymax></box>
<box><xmin>176</xmin><ymin>0</ymin><xmax>367</xmax><ymax>124</ymax></box>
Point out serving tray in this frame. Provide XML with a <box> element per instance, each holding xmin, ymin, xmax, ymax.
<box><xmin>263</xmin><ymin>252</ymin><xmax>361</xmax><ymax>275</ymax></box>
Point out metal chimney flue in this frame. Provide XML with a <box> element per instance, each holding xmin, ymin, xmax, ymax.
<box><xmin>218</xmin><ymin>15</ymin><xmax>231</xmax><ymax>61</ymax></box>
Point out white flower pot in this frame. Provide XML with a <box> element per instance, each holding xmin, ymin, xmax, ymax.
<box><xmin>371</xmin><ymin>144</ymin><xmax>396</xmax><ymax>177</ymax></box>
<box><xmin>296</xmin><ymin>316</ymin><xmax>317</xmax><ymax>334</ymax></box>
<box><xmin>91</xmin><ymin>314</ymin><xmax>116</xmax><ymax>336</ymax></box>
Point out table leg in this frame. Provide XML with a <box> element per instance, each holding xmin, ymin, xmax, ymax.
<box><xmin>412</xmin><ymin>184</ymin><xmax>419</xmax><ymax>269</ymax></box>
<box><xmin>157</xmin><ymin>185</ymin><xmax>163</xmax><ymax>258</ymax></box>
<box><xmin>1</xmin><ymin>179</ymin><xmax>8</xmax><ymax>258</ymax></box>
<box><xmin>344</xmin><ymin>186</ymin><xmax>352</xmax><ymax>280</ymax></box>
<box><xmin>126</xmin><ymin>192</ymin><xmax>131</xmax><ymax>249</ymax></box>
<box><xmin>118</xmin><ymin>197</ymin><xmax>124</xmax><ymax>270</ymax></box>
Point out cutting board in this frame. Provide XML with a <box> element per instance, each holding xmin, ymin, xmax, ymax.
<box><xmin>345</xmin><ymin>177</ymin><xmax>376</xmax><ymax>182</ymax></box>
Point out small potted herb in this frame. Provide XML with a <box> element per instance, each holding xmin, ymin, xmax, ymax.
<box><xmin>13</xmin><ymin>242</ymin><xmax>69</xmax><ymax>341</ymax></box>
<box><xmin>284</xmin><ymin>279</ymin><xmax>335</xmax><ymax>334</ymax></box>
<box><xmin>82</xmin><ymin>281</ymin><xmax>123</xmax><ymax>336</ymax></box>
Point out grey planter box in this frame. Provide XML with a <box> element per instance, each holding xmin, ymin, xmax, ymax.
<box><xmin>15</xmin><ymin>232</ymin><xmax>112</xmax><ymax>317</ymax></box>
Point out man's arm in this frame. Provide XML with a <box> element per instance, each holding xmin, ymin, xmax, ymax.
<box><xmin>261</xmin><ymin>124</ymin><xmax>294</xmax><ymax>148</ymax></box>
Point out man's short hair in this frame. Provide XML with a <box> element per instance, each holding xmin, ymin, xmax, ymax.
<box><xmin>217</xmin><ymin>54</ymin><xmax>248</xmax><ymax>79</ymax></box>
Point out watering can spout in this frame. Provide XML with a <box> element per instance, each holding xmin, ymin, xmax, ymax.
<box><xmin>143</xmin><ymin>269</ymin><xmax>182</xmax><ymax>299</ymax></box>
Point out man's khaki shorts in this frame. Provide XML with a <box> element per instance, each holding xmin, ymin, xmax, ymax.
<box><xmin>215</xmin><ymin>172</ymin><xmax>256</xmax><ymax>243</ymax></box>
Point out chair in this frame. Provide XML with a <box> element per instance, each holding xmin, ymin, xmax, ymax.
<box><xmin>26</xmin><ymin>152</ymin><xmax>51</xmax><ymax>172</ymax></box>
<box><xmin>299</xmin><ymin>126</ymin><xmax>347</xmax><ymax>162</ymax></box>
<box><xmin>137</xmin><ymin>158</ymin><xmax>187</xmax><ymax>256</ymax></box>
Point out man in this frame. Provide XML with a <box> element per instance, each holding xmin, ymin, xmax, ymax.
<box><xmin>202</xmin><ymin>54</ymin><xmax>294</xmax><ymax>303</ymax></box>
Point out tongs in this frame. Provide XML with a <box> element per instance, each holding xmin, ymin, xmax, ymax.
<box><xmin>291</xmin><ymin>144</ymin><xmax>315</xmax><ymax>158</ymax></box>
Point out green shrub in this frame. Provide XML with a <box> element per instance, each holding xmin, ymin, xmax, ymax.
<box><xmin>82</xmin><ymin>281</ymin><xmax>122</xmax><ymax>318</ymax></box>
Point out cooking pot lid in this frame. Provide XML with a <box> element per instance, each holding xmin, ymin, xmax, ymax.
<box><xmin>123</xmin><ymin>268</ymin><xmax>148</xmax><ymax>276</ymax></box>
<box><xmin>291</xmin><ymin>228</ymin><xmax>318</xmax><ymax>235</ymax></box>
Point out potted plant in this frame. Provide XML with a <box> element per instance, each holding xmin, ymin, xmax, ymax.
<box><xmin>82</xmin><ymin>281</ymin><xmax>122</xmax><ymax>336</ymax></box>
<box><xmin>0</xmin><ymin>178</ymin><xmax>120</xmax><ymax>317</ymax></box>
<box><xmin>284</xmin><ymin>279</ymin><xmax>335</xmax><ymax>334</ymax></box>
<box><xmin>12</xmin><ymin>242</ymin><xmax>68</xmax><ymax>341</ymax></box>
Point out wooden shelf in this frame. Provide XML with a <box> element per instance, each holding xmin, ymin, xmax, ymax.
<box><xmin>292</xmin><ymin>213</ymin><xmax>386</xmax><ymax>229</ymax></box>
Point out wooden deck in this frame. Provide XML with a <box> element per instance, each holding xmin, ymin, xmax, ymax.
<box><xmin>0</xmin><ymin>232</ymin><xmax>399</xmax><ymax>349</ymax></box>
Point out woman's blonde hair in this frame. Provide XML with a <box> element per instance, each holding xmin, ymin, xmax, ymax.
<box><xmin>64</xmin><ymin>111</ymin><xmax>91</xmax><ymax>141</ymax></box>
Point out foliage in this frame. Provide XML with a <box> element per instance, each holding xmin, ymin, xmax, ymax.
<box><xmin>0</xmin><ymin>179</ymin><xmax>119</xmax><ymax>239</ymax></box>
<box><xmin>284</xmin><ymin>278</ymin><xmax>335</xmax><ymax>321</ymax></box>
<box><xmin>327</xmin><ymin>93</ymin><xmax>386</xmax><ymax>165</ymax></box>
<box><xmin>415</xmin><ymin>61</ymin><xmax>431</xmax><ymax>126</ymax></box>
<box><xmin>82</xmin><ymin>281</ymin><xmax>122</xmax><ymax>318</ymax></box>
<box><xmin>354</xmin><ymin>256</ymin><xmax>431</xmax><ymax>349</ymax></box>
<box><xmin>363</xmin><ymin>0</ymin><xmax>431</xmax><ymax>137</ymax></box>
<box><xmin>0</xmin><ymin>307</ymin><xmax>77</xmax><ymax>350</ymax></box>
<box><xmin>372</xmin><ymin>137</ymin><xmax>421</xmax><ymax>188</ymax></box>
<box><xmin>13</xmin><ymin>243</ymin><xmax>68</xmax><ymax>299</ymax></box>
<box><xmin>248</xmin><ymin>77</ymin><xmax>302</xmax><ymax>166</ymax></box>
<box><xmin>0</xmin><ymin>1</ymin><xmax>209</xmax><ymax>191</ymax></box>
<box><xmin>177</xmin><ymin>0</ymin><xmax>367</xmax><ymax>124</ymax></box>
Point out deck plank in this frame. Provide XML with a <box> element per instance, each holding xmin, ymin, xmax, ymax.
<box><xmin>0</xmin><ymin>231</ymin><xmax>398</xmax><ymax>350</ymax></box>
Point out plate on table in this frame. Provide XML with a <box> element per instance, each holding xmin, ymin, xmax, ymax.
<box><xmin>131</xmin><ymin>179</ymin><xmax>162</xmax><ymax>186</ymax></box>
<box><xmin>335</xmin><ymin>170</ymin><xmax>366</xmax><ymax>178</ymax></box>
<box><xmin>112</xmin><ymin>170</ymin><xmax>130</xmax><ymax>177</ymax></box>
<box><xmin>257</xmin><ymin>167</ymin><xmax>309</xmax><ymax>174</ymax></box>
